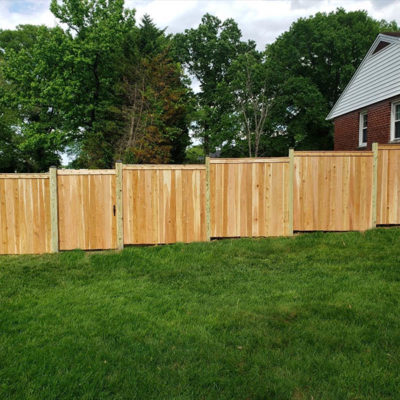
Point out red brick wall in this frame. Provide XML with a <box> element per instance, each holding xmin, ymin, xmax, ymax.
<box><xmin>333</xmin><ymin>97</ymin><xmax>395</xmax><ymax>150</ymax></box>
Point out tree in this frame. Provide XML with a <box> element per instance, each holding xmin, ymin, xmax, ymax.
<box><xmin>0</xmin><ymin>25</ymin><xmax>70</xmax><ymax>171</ymax></box>
<box><xmin>227</xmin><ymin>50</ymin><xmax>273</xmax><ymax>157</ymax></box>
<box><xmin>266</xmin><ymin>8</ymin><xmax>399</xmax><ymax>150</ymax></box>
<box><xmin>116</xmin><ymin>15</ymin><xmax>191</xmax><ymax>164</ymax></box>
<box><xmin>174</xmin><ymin>14</ymin><xmax>254</xmax><ymax>155</ymax></box>
<box><xmin>50</xmin><ymin>0</ymin><xmax>136</xmax><ymax>168</ymax></box>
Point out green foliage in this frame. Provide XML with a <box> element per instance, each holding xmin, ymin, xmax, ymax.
<box><xmin>266</xmin><ymin>8</ymin><xmax>399</xmax><ymax>150</ymax></box>
<box><xmin>1</xmin><ymin>228</ymin><xmax>400</xmax><ymax>398</ymax></box>
<box><xmin>175</xmin><ymin>14</ymin><xmax>254</xmax><ymax>154</ymax></box>
<box><xmin>0</xmin><ymin>5</ymin><xmax>399</xmax><ymax>170</ymax></box>
<box><xmin>0</xmin><ymin>25</ymin><xmax>70</xmax><ymax>171</ymax></box>
<box><xmin>185</xmin><ymin>145</ymin><xmax>204</xmax><ymax>163</ymax></box>
<box><xmin>116</xmin><ymin>16</ymin><xmax>191</xmax><ymax>164</ymax></box>
<box><xmin>50</xmin><ymin>0</ymin><xmax>136</xmax><ymax>168</ymax></box>
<box><xmin>226</xmin><ymin>50</ymin><xmax>273</xmax><ymax>157</ymax></box>
<box><xmin>0</xmin><ymin>2</ymin><xmax>192</xmax><ymax>171</ymax></box>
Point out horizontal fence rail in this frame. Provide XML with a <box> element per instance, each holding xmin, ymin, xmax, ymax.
<box><xmin>0</xmin><ymin>143</ymin><xmax>399</xmax><ymax>254</ymax></box>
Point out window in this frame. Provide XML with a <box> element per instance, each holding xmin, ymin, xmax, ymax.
<box><xmin>359</xmin><ymin>112</ymin><xmax>368</xmax><ymax>147</ymax></box>
<box><xmin>391</xmin><ymin>101</ymin><xmax>400</xmax><ymax>141</ymax></box>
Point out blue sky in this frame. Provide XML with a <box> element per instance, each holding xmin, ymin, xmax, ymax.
<box><xmin>1</xmin><ymin>0</ymin><xmax>399</xmax><ymax>50</ymax></box>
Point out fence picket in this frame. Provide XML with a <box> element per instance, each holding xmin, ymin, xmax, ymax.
<box><xmin>2</xmin><ymin>144</ymin><xmax>400</xmax><ymax>254</ymax></box>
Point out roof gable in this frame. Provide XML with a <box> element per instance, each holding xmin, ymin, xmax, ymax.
<box><xmin>327</xmin><ymin>34</ymin><xmax>400</xmax><ymax>120</ymax></box>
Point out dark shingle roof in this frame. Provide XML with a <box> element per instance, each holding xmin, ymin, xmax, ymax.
<box><xmin>382</xmin><ymin>32</ymin><xmax>400</xmax><ymax>38</ymax></box>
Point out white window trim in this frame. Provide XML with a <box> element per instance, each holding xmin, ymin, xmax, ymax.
<box><xmin>390</xmin><ymin>100</ymin><xmax>400</xmax><ymax>142</ymax></box>
<box><xmin>359</xmin><ymin>111</ymin><xmax>368</xmax><ymax>147</ymax></box>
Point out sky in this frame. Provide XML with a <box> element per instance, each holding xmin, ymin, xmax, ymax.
<box><xmin>1</xmin><ymin>0</ymin><xmax>400</xmax><ymax>51</ymax></box>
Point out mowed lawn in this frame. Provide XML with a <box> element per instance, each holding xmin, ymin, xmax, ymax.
<box><xmin>1</xmin><ymin>229</ymin><xmax>400</xmax><ymax>399</ymax></box>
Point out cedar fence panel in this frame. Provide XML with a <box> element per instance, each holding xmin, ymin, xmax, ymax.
<box><xmin>377</xmin><ymin>144</ymin><xmax>400</xmax><ymax>224</ymax></box>
<box><xmin>57</xmin><ymin>170</ymin><xmax>117</xmax><ymax>250</ymax></box>
<box><xmin>210</xmin><ymin>158</ymin><xmax>291</xmax><ymax>237</ymax></box>
<box><xmin>2</xmin><ymin>144</ymin><xmax>400</xmax><ymax>255</ymax></box>
<box><xmin>122</xmin><ymin>165</ymin><xmax>207</xmax><ymax>244</ymax></box>
<box><xmin>0</xmin><ymin>175</ymin><xmax>51</xmax><ymax>254</ymax></box>
<box><xmin>293</xmin><ymin>151</ymin><xmax>374</xmax><ymax>231</ymax></box>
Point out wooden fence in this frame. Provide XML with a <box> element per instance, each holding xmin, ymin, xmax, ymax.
<box><xmin>1</xmin><ymin>143</ymin><xmax>400</xmax><ymax>254</ymax></box>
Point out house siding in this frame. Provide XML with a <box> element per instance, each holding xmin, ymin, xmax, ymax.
<box><xmin>328</xmin><ymin>34</ymin><xmax>400</xmax><ymax>120</ymax></box>
<box><xmin>334</xmin><ymin>97</ymin><xmax>395</xmax><ymax>150</ymax></box>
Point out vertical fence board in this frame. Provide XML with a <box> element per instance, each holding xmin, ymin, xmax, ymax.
<box><xmin>115</xmin><ymin>162</ymin><xmax>124</xmax><ymax>250</ymax></box>
<box><xmin>122</xmin><ymin>165</ymin><xmax>207</xmax><ymax>244</ymax></box>
<box><xmin>57</xmin><ymin>171</ymin><xmax>117</xmax><ymax>250</ymax></box>
<box><xmin>293</xmin><ymin>152</ymin><xmax>373</xmax><ymax>231</ymax></box>
<box><xmin>210</xmin><ymin>158</ymin><xmax>290</xmax><ymax>238</ymax></box>
<box><xmin>377</xmin><ymin>145</ymin><xmax>400</xmax><ymax>224</ymax></box>
<box><xmin>3</xmin><ymin>146</ymin><xmax>400</xmax><ymax>255</ymax></box>
<box><xmin>0</xmin><ymin>176</ymin><xmax>51</xmax><ymax>254</ymax></box>
<box><xmin>49</xmin><ymin>167</ymin><xmax>59</xmax><ymax>253</ymax></box>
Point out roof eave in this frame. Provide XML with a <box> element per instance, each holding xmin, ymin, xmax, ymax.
<box><xmin>326</xmin><ymin>33</ymin><xmax>400</xmax><ymax>121</ymax></box>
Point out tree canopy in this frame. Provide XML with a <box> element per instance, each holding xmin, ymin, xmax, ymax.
<box><xmin>0</xmin><ymin>4</ymin><xmax>398</xmax><ymax>171</ymax></box>
<box><xmin>266</xmin><ymin>8</ymin><xmax>399</xmax><ymax>150</ymax></box>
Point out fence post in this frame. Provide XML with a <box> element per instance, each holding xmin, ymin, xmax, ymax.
<box><xmin>49</xmin><ymin>166</ymin><xmax>59</xmax><ymax>253</ymax></box>
<box><xmin>371</xmin><ymin>142</ymin><xmax>378</xmax><ymax>228</ymax></box>
<box><xmin>288</xmin><ymin>149</ymin><xmax>294</xmax><ymax>236</ymax></box>
<box><xmin>116</xmin><ymin>161</ymin><xmax>124</xmax><ymax>250</ymax></box>
<box><xmin>205</xmin><ymin>156</ymin><xmax>211</xmax><ymax>241</ymax></box>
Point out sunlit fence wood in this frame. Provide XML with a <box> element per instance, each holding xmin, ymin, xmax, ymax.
<box><xmin>57</xmin><ymin>170</ymin><xmax>117</xmax><ymax>250</ymax></box>
<box><xmin>377</xmin><ymin>144</ymin><xmax>400</xmax><ymax>224</ymax></box>
<box><xmin>123</xmin><ymin>165</ymin><xmax>207</xmax><ymax>244</ymax></box>
<box><xmin>293</xmin><ymin>151</ymin><xmax>374</xmax><ymax>231</ymax></box>
<box><xmin>210</xmin><ymin>158</ymin><xmax>291</xmax><ymax>237</ymax></box>
<box><xmin>2</xmin><ymin>143</ymin><xmax>400</xmax><ymax>255</ymax></box>
<box><xmin>0</xmin><ymin>174</ymin><xmax>51</xmax><ymax>254</ymax></box>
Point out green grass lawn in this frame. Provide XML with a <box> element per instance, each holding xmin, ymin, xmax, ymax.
<box><xmin>1</xmin><ymin>229</ymin><xmax>400</xmax><ymax>399</ymax></box>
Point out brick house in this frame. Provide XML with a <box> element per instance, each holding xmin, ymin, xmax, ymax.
<box><xmin>327</xmin><ymin>33</ymin><xmax>400</xmax><ymax>150</ymax></box>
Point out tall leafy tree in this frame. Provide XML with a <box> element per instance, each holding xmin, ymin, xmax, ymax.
<box><xmin>266</xmin><ymin>8</ymin><xmax>399</xmax><ymax>150</ymax></box>
<box><xmin>0</xmin><ymin>25</ymin><xmax>71</xmax><ymax>171</ymax></box>
<box><xmin>175</xmin><ymin>14</ymin><xmax>254</xmax><ymax>155</ymax></box>
<box><xmin>50</xmin><ymin>0</ymin><xmax>136</xmax><ymax>168</ymax></box>
<box><xmin>226</xmin><ymin>50</ymin><xmax>273</xmax><ymax>157</ymax></box>
<box><xmin>116</xmin><ymin>15</ymin><xmax>191</xmax><ymax>164</ymax></box>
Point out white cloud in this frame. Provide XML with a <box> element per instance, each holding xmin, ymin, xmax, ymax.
<box><xmin>0</xmin><ymin>0</ymin><xmax>56</xmax><ymax>29</ymax></box>
<box><xmin>0</xmin><ymin>0</ymin><xmax>399</xmax><ymax>49</ymax></box>
<box><xmin>130</xmin><ymin>0</ymin><xmax>400</xmax><ymax>50</ymax></box>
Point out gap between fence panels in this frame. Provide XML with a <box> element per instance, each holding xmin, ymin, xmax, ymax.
<box><xmin>1</xmin><ymin>142</ymin><xmax>400</xmax><ymax>255</ymax></box>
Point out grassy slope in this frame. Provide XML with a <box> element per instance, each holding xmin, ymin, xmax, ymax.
<box><xmin>0</xmin><ymin>229</ymin><xmax>400</xmax><ymax>399</ymax></box>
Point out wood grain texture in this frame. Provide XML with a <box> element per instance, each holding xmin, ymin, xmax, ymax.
<box><xmin>377</xmin><ymin>145</ymin><xmax>400</xmax><ymax>224</ymax></box>
<box><xmin>288</xmin><ymin>149</ymin><xmax>294</xmax><ymax>235</ymax></box>
<box><xmin>293</xmin><ymin>152</ymin><xmax>373</xmax><ymax>231</ymax></box>
<box><xmin>123</xmin><ymin>166</ymin><xmax>207</xmax><ymax>244</ymax></box>
<box><xmin>0</xmin><ymin>174</ymin><xmax>49</xmax><ymax>179</ymax></box>
<box><xmin>3</xmin><ymin>148</ymin><xmax>400</xmax><ymax>255</ymax></box>
<box><xmin>49</xmin><ymin>167</ymin><xmax>59</xmax><ymax>253</ymax></box>
<box><xmin>205</xmin><ymin>157</ymin><xmax>211</xmax><ymax>241</ymax></box>
<box><xmin>371</xmin><ymin>143</ymin><xmax>378</xmax><ymax>228</ymax></box>
<box><xmin>58</xmin><ymin>173</ymin><xmax>117</xmax><ymax>250</ymax></box>
<box><xmin>123</xmin><ymin>165</ymin><xmax>205</xmax><ymax>170</ymax></box>
<box><xmin>210</xmin><ymin>158</ymin><xmax>288</xmax><ymax>164</ymax></box>
<box><xmin>115</xmin><ymin>163</ymin><xmax>124</xmax><ymax>250</ymax></box>
<box><xmin>0</xmin><ymin>177</ymin><xmax>51</xmax><ymax>254</ymax></box>
<box><xmin>210</xmin><ymin>159</ymin><xmax>290</xmax><ymax>238</ymax></box>
<box><xmin>57</xmin><ymin>169</ymin><xmax>115</xmax><ymax>175</ymax></box>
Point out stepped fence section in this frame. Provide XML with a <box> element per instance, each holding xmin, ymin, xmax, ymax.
<box><xmin>1</xmin><ymin>143</ymin><xmax>399</xmax><ymax>254</ymax></box>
